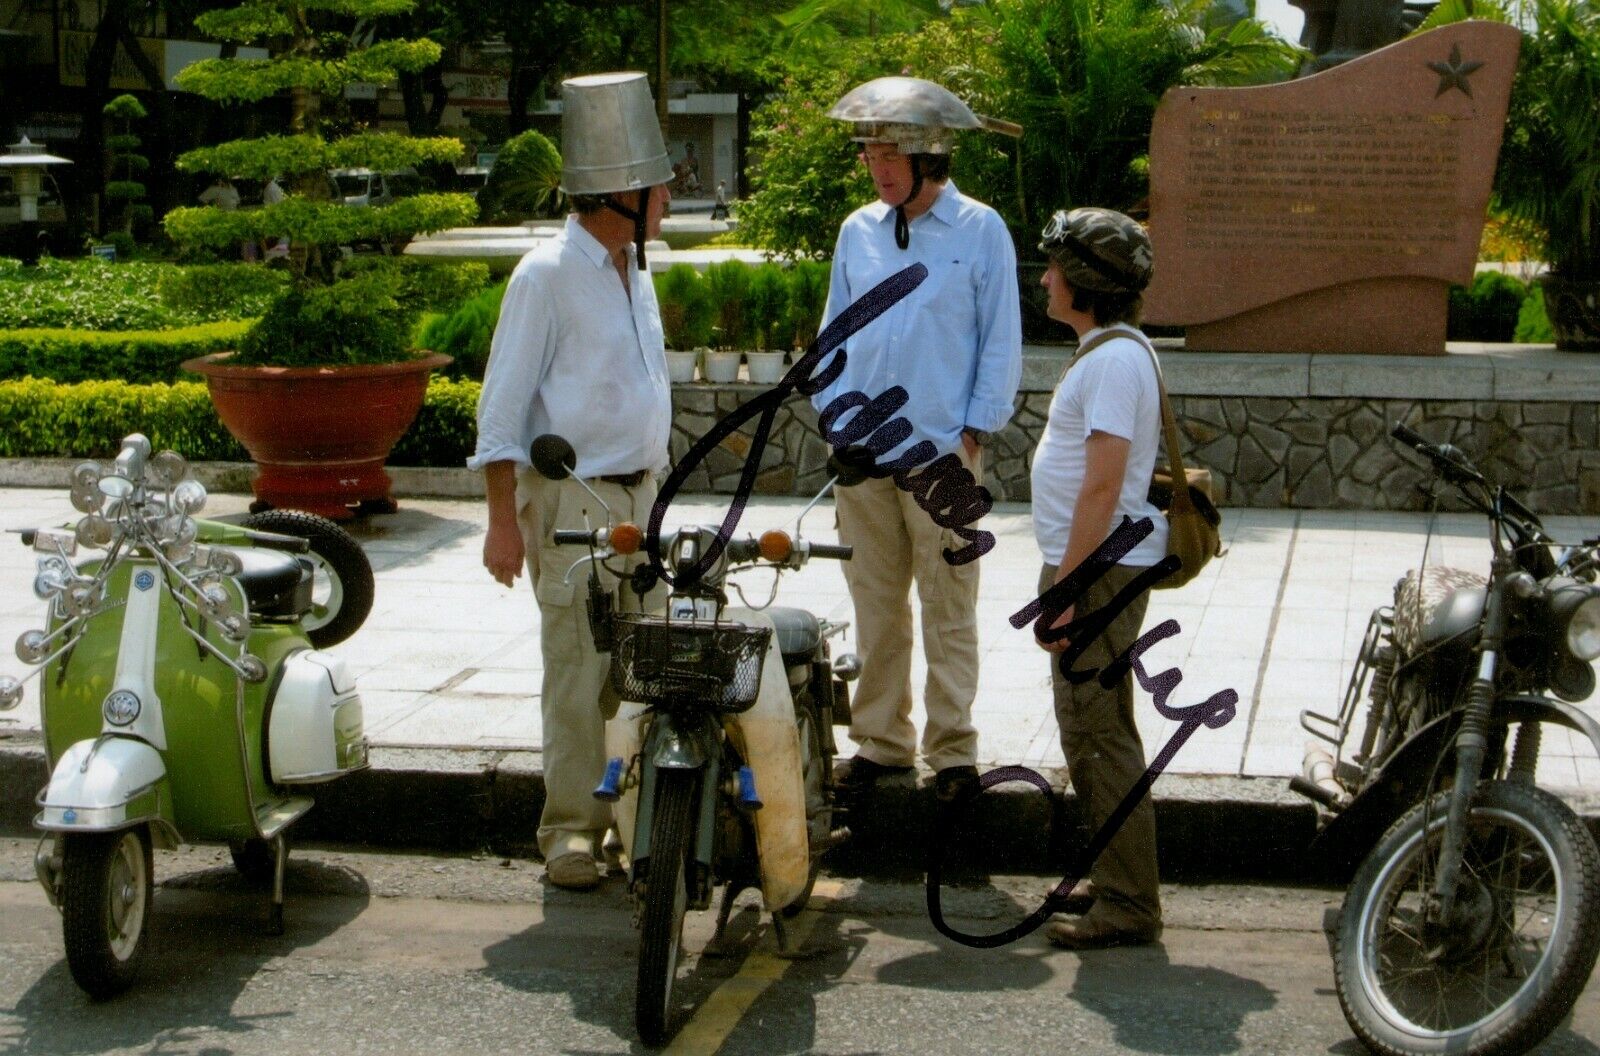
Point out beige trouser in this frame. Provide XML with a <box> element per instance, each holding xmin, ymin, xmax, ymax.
<box><xmin>1040</xmin><ymin>562</ymin><xmax>1162</xmax><ymax>930</ymax></box>
<box><xmin>608</xmin><ymin>608</ymin><xmax>809</xmax><ymax>912</ymax></box>
<box><xmin>516</xmin><ymin>467</ymin><xmax>658</xmax><ymax>862</ymax></box>
<box><xmin>834</xmin><ymin>449</ymin><xmax>982</xmax><ymax>772</ymax></box>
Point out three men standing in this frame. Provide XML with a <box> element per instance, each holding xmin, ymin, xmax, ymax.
<box><xmin>472</xmin><ymin>72</ymin><xmax>673</xmax><ymax>890</ymax></box>
<box><xmin>813</xmin><ymin>77</ymin><xmax>1023</xmax><ymax>804</ymax></box>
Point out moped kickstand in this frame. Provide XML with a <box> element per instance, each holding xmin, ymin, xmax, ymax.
<box><xmin>704</xmin><ymin>880</ymin><xmax>753</xmax><ymax>958</ymax></box>
<box><xmin>267</xmin><ymin>834</ymin><xmax>287</xmax><ymax>937</ymax></box>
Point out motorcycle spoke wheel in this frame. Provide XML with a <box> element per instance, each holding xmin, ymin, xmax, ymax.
<box><xmin>1335</xmin><ymin>781</ymin><xmax>1600</xmax><ymax>1056</ymax></box>
<box><xmin>636</xmin><ymin>769</ymin><xmax>696</xmax><ymax>1046</ymax></box>
<box><xmin>62</xmin><ymin>828</ymin><xmax>154</xmax><ymax>999</ymax></box>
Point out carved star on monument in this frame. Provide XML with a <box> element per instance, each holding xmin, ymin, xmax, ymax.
<box><xmin>1427</xmin><ymin>44</ymin><xmax>1485</xmax><ymax>98</ymax></box>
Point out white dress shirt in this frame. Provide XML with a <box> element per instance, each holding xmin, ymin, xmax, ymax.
<box><xmin>810</xmin><ymin>180</ymin><xmax>1023</xmax><ymax>460</ymax></box>
<box><xmin>470</xmin><ymin>215</ymin><xmax>671</xmax><ymax>478</ymax></box>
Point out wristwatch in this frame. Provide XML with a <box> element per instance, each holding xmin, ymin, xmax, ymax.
<box><xmin>962</xmin><ymin>427</ymin><xmax>990</xmax><ymax>447</ymax></box>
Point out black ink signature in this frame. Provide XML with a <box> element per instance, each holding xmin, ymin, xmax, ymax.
<box><xmin>646</xmin><ymin>262</ymin><xmax>997</xmax><ymax>587</ymax></box>
<box><xmin>925</xmin><ymin>515</ymin><xmax>1239</xmax><ymax>949</ymax></box>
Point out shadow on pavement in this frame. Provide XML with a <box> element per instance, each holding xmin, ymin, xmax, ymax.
<box><xmin>1071</xmin><ymin>942</ymin><xmax>1274</xmax><ymax>1055</ymax></box>
<box><xmin>4</xmin><ymin>856</ymin><xmax>370</xmax><ymax>1055</ymax></box>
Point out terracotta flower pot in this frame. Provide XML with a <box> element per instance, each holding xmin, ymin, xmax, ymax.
<box><xmin>182</xmin><ymin>351</ymin><xmax>452</xmax><ymax>520</ymax></box>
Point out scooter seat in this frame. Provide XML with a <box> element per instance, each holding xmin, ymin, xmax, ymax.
<box><xmin>767</xmin><ymin>606</ymin><xmax>821</xmax><ymax>659</ymax></box>
<box><xmin>230</xmin><ymin>547</ymin><xmax>313</xmax><ymax>620</ymax></box>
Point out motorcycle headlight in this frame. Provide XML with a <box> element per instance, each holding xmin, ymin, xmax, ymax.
<box><xmin>103</xmin><ymin>690</ymin><xmax>141</xmax><ymax>726</ymax></box>
<box><xmin>1563</xmin><ymin>594</ymin><xmax>1600</xmax><ymax>661</ymax></box>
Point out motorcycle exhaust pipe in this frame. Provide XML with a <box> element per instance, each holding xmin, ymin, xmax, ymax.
<box><xmin>1289</xmin><ymin>745</ymin><xmax>1350</xmax><ymax>810</ymax></box>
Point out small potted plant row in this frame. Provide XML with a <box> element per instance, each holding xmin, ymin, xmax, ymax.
<box><xmin>653</xmin><ymin>259</ymin><xmax>829</xmax><ymax>384</ymax></box>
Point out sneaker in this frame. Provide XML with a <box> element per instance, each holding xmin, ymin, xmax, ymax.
<box><xmin>933</xmin><ymin>765</ymin><xmax>980</xmax><ymax>804</ymax></box>
<box><xmin>545</xmin><ymin>852</ymin><xmax>601</xmax><ymax>891</ymax></box>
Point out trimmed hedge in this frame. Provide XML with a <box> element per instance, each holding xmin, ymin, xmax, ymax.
<box><xmin>0</xmin><ymin>375</ymin><xmax>481</xmax><ymax>467</ymax></box>
<box><xmin>0</xmin><ymin>322</ymin><xmax>251</xmax><ymax>384</ymax></box>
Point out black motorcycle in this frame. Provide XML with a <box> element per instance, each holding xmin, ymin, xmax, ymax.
<box><xmin>1291</xmin><ymin>422</ymin><xmax>1600</xmax><ymax>1056</ymax></box>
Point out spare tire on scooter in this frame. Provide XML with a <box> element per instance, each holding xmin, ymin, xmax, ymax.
<box><xmin>241</xmin><ymin>510</ymin><xmax>374</xmax><ymax>648</ymax></box>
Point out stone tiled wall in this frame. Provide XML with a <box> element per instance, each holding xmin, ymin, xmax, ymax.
<box><xmin>667</xmin><ymin>345</ymin><xmax>1600</xmax><ymax>513</ymax></box>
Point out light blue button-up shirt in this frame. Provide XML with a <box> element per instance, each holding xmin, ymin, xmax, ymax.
<box><xmin>810</xmin><ymin>180</ymin><xmax>1023</xmax><ymax>461</ymax></box>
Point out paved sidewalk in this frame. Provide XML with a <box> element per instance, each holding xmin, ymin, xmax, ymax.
<box><xmin>3</xmin><ymin>485</ymin><xmax>1597</xmax><ymax>793</ymax></box>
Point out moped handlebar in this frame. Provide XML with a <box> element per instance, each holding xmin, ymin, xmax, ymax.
<box><xmin>554</xmin><ymin>529</ymin><xmax>593</xmax><ymax>546</ymax></box>
<box><xmin>808</xmin><ymin>542</ymin><xmax>853</xmax><ymax>561</ymax></box>
<box><xmin>1389</xmin><ymin>422</ymin><xmax>1485</xmax><ymax>487</ymax></box>
<box><xmin>19</xmin><ymin>529</ymin><xmax>35</xmax><ymax>547</ymax></box>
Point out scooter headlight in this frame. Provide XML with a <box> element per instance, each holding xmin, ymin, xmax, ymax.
<box><xmin>148</xmin><ymin>450</ymin><xmax>188</xmax><ymax>488</ymax></box>
<box><xmin>32</xmin><ymin>563</ymin><xmax>69</xmax><ymax>600</ymax></box>
<box><xmin>103</xmin><ymin>689</ymin><xmax>140</xmax><ymax>727</ymax></box>
<box><xmin>75</xmin><ymin>514</ymin><xmax>113</xmax><ymax>549</ymax></box>
<box><xmin>1565</xmin><ymin>595</ymin><xmax>1600</xmax><ymax>661</ymax></box>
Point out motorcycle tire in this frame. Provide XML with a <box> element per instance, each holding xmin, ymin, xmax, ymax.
<box><xmin>229</xmin><ymin>838</ymin><xmax>282</xmax><ymax>886</ymax></box>
<box><xmin>779</xmin><ymin>703</ymin><xmax>831</xmax><ymax>919</ymax></box>
<box><xmin>636</xmin><ymin>769</ymin><xmax>697</xmax><ymax>1047</ymax></box>
<box><xmin>241</xmin><ymin>510</ymin><xmax>374</xmax><ymax>649</ymax></box>
<box><xmin>62</xmin><ymin>827</ymin><xmax>154</xmax><ymax>999</ymax></box>
<box><xmin>1334</xmin><ymin>780</ymin><xmax>1600</xmax><ymax>1056</ymax></box>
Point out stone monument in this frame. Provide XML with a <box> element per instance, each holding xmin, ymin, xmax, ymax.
<box><xmin>1141</xmin><ymin>22</ymin><xmax>1520</xmax><ymax>355</ymax></box>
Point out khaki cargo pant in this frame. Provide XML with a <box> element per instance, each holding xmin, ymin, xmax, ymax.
<box><xmin>517</xmin><ymin>467</ymin><xmax>658</xmax><ymax>862</ymax></box>
<box><xmin>834</xmin><ymin>448</ymin><xmax>982</xmax><ymax>772</ymax></box>
<box><xmin>1040</xmin><ymin>561</ymin><xmax>1162</xmax><ymax>930</ymax></box>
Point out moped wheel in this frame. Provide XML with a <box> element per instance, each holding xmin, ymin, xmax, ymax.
<box><xmin>1334</xmin><ymin>781</ymin><xmax>1600</xmax><ymax>1056</ymax></box>
<box><xmin>241</xmin><ymin>510</ymin><xmax>374</xmax><ymax>648</ymax></box>
<box><xmin>779</xmin><ymin>704</ymin><xmax>830</xmax><ymax>919</ymax></box>
<box><xmin>636</xmin><ymin>769</ymin><xmax>696</xmax><ymax>1047</ymax></box>
<box><xmin>61</xmin><ymin>827</ymin><xmax>154</xmax><ymax>999</ymax></box>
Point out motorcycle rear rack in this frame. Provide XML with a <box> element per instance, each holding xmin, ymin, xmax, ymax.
<box><xmin>1300</xmin><ymin>607</ymin><xmax>1394</xmax><ymax>751</ymax></box>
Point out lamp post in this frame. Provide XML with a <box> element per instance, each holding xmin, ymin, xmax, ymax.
<box><xmin>0</xmin><ymin>137</ymin><xmax>72</xmax><ymax>265</ymax></box>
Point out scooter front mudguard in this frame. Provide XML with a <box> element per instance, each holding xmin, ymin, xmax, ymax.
<box><xmin>35</xmin><ymin>736</ymin><xmax>180</xmax><ymax>849</ymax></box>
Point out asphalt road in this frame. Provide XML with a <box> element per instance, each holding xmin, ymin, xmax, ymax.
<box><xmin>0</xmin><ymin>838</ymin><xmax>1595</xmax><ymax>1056</ymax></box>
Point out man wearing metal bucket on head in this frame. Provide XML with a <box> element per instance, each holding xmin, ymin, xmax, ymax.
<box><xmin>473</xmin><ymin>72</ymin><xmax>675</xmax><ymax>891</ymax></box>
<box><xmin>813</xmin><ymin>77</ymin><xmax>1023</xmax><ymax>807</ymax></box>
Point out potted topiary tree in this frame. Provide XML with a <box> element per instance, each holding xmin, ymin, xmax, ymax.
<box><xmin>167</xmin><ymin>0</ymin><xmax>477</xmax><ymax>518</ymax></box>
<box><xmin>102</xmin><ymin>94</ymin><xmax>151</xmax><ymax>259</ymax></box>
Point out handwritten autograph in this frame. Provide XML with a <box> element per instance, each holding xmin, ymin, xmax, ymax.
<box><xmin>644</xmin><ymin>260</ymin><xmax>1238</xmax><ymax>950</ymax></box>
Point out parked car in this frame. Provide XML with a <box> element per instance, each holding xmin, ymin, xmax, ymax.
<box><xmin>452</xmin><ymin>165</ymin><xmax>490</xmax><ymax>200</ymax></box>
<box><xmin>329</xmin><ymin>167</ymin><xmax>428</xmax><ymax>208</ymax></box>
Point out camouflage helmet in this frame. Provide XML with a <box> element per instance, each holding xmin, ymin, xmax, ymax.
<box><xmin>1038</xmin><ymin>207</ymin><xmax>1153</xmax><ymax>295</ymax></box>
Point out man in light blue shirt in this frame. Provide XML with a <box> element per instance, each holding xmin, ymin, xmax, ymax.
<box><xmin>815</xmin><ymin>77</ymin><xmax>1023</xmax><ymax>805</ymax></box>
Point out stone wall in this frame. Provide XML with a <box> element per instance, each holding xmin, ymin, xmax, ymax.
<box><xmin>666</xmin><ymin>345</ymin><xmax>1600</xmax><ymax>514</ymax></box>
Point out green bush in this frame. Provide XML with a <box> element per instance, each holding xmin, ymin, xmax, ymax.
<box><xmin>0</xmin><ymin>322</ymin><xmax>251</xmax><ymax>384</ymax></box>
<box><xmin>1515</xmin><ymin>282</ymin><xmax>1557</xmax><ymax>343</ymax></box>
<box><xmin>477</xmin><ymin>130</ymin><xmax>564</xmax><ymax>223</ymax></box>
<box><xmin>1447</xmin><ymin>271</ymin><xmax>1528</xmax><ymax>341</ymax></box>
<box><xmin>389</xmin><ymin>375</ymin><xmax>480</xmax><ymax>466</ymax></box>
<box><xmin>653</xmin><ymin>265</ymin><xmax>716</xmax><ymax>350</ymax></box>
<box><xmin>0</xmin><ymin>377</ymin><xmax>246</xmax><ymax>460</ymax></box>
<box><xmin>785</xmin><ymin>259</ymin><xmax>830</xmax><ymax>350</ymax></box>
<box><xmin>157</xmin><ymin>264</ymin><xmax>292</xmax><ymax>321</ymax></box>
<box><xmin>416</xmin><ymin>281</ymin><xmax>506</xmax><ymax>379</ymax></box>
<box><xmin>235</xmin><ymin>270</ymin><xmax>420</xmax><ymax>367</ymax></box>
<box><xmin>0</xmin><ymin>259</ymin><xmax>185</xmax><ymax>330</ymax></box>
<box><xmin>338</xmin><ymin>257</ymin><xmax>492</xmax><ymax>314</ymax></box>
<box><xmin>0</xmin><ymin>375</ymin><xmax>481</xmax><ymax>466</ymax></box>
<box><xmin>746</xmin><ymin>264</ymin><xmax>789</xmax><ymax>350</ymax></box>
<box><xmin>704</xmin><ymin>260</ymin><xmax>751</xmax><ymax>349</ymax></box>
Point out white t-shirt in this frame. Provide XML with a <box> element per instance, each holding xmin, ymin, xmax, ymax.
<box><xmin>1030</xmin><ymin>324</ymin><xmax>1168</xmax><ymax>567</ymax></box>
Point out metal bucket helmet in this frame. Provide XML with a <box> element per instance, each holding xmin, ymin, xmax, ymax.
<box><xmin>559</xmin><ymin>71</ymin><xmax>672</xmax><ymax>268</ymax></box>
<box><xmin>1038</xmin><ymin>207</ymin><xmax>1154</xmax><ymax>295</ymax></box>
<box><xmin>829</xmin><ymin>76</ymin><xmax>1020</xmax><ymax>249</ymax></box>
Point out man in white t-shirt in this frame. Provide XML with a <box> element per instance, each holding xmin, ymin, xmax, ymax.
<box><xmin>1029</xmin><ymin>207</ymin><xmax>1165</xmax><ymax>950</ymax></box>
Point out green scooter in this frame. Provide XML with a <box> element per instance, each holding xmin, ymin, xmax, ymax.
<box><xmin>0</xmin><ymin>434</ymin><xmax>374</xmax><ymax>998</ymax></box>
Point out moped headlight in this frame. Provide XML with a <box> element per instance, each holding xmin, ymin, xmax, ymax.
<box><xmin>148</xmin><ymin>450</ymin><xmax>187</xmax><ymax>488</ymax></box>
<box><xmin>75</xmin><ymin>515</ymin><xmax>113</xmax><ymax>549</ymax></box>
<box><xmin>32</xmin><ymin>565</ymin><xmax>68</xmax><ymax>600</ymax></box>
<box><xmin>69</xmin><ymin>482</ymin><xmax>104</xmax><ymax>514</ymax></box>
<box><xmin>103</xmin><ymin>689</ymin><xmax>140</xmax><ymax>726</ymax></box>
<box><xmin>1566</xmin><ymin>595</ymin><xmax>1600</xmax><ymax>661</ymax></box>
<box><xmin>70</xmin><ymin>460</ymin><xmax>102</xmax><ymax>489</ymax></box>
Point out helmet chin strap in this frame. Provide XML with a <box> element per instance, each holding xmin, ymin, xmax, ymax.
<box><xmin>602</xmin><ymin>188</ymin><xmax>651</xmax><ymax>270</ymax></box>
<box><xmin>893</xmin><ymin>155</ymin><xmax>924</xmax><ymax>251</ymax></box>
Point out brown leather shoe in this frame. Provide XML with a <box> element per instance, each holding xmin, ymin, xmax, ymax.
<box><xmin>1045</xmin><ymin>915</ymin><xmax>1161</xmax><ymax>950</ymax></box>
<box><xmin>933</xmin><ymin>765</ymin><xmax>980</xmax><ymax>804</ymax></box>
<box><xmin>1044</xmin><ymin>879</ymin><xmax>1098</xmax><ymax>916</ymax></box>
<box><xmin>545</xmin><ymin>852</ymin><xmax>601</xmax><ymax>891</ymax></box>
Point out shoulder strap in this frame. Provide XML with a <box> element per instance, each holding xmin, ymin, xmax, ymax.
<box><xmin>1056</xmin><ymin>328</ymin><xmax>1125</xmax><ymax>384</ymax></box>
<box><xmin>1111</xmin><ymin>329</ymin><xmax>1195</xmax><ymax>517</ymax></box>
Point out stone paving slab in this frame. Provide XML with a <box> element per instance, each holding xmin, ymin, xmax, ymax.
<box><xmin>2</xmin><ymin>487</ymin><xmax>1598</xmax><ymax>795</ymax></box>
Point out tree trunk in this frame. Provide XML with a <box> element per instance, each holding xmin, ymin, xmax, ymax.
<box><xmin>507</xmin><ymin>44</ymin><xmax>532</xmax><ymax>135</ymax></box>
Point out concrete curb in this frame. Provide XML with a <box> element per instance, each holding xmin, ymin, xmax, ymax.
<box><xmin>5</xmin><ymin>736</ymin><xmax>1593</xmax><ymax>881</ymax></box>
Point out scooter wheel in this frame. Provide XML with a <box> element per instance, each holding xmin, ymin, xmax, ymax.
<box><xmin>61</xmin><ymin>827</ymin><xmax>153</xmax><ymax>999</ymax></box>
<box><xmin>241</xmin><ymin>510</ymin><xmax>374</xmax><ymax>648</ymax></box>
